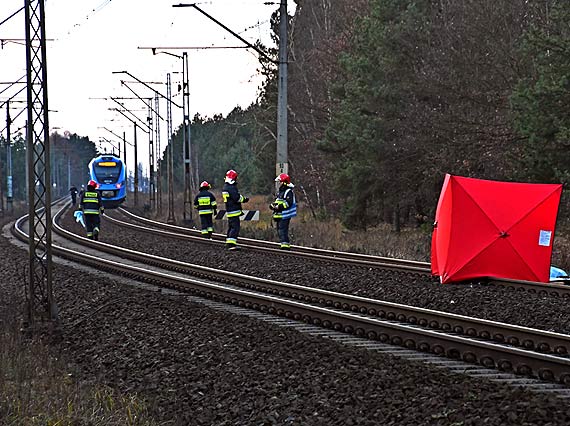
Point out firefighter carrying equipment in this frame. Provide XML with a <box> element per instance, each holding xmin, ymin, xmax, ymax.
<box><xmin>80</xmin><ymin>189</ymin><xmax>104</xmax><ymax>240</ymax></box>
<box><xmin>81</xmin><ymin>190</ymin><xmax>104</xmax><ymax>215</ymax></box>
<box><xmin>272</xmin><ymin>186</ymin><xmax>297</xmax><ymax>220</ymax></box>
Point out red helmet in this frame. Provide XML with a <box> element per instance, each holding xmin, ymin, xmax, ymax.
<box><xmin>226</xmin><ymin>169</ymin><xmax>238</xmax><ymax>180</ymax></box>
<box><xmin>275</xmin><ymin>173</ymin><xmax>291</xmax><ymax>185</ymax></box>
<box><xmin>200</xmin><ymin>181</ymin><xmax>211</xmax><ymax>189</ymax></box>
<box><xmin>87</xmin><ymin>180</ymin><xmax>98</xmax><ymax>189</ymax></box>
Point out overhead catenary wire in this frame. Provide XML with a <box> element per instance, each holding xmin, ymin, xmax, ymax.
<box><xmin>113</xmin><ymin>70</ymin><xmax>182</xmax><ymax>109</ymax></box>
<box><xmin>0</xmin><ymin>77</ymin><xmax>27</xmax><ymax>100</ymax></box>
<box><xmin>119</xmin><ymin>80</ymin><xmax>164</xmax><ymax>121</ymax></box>
<box><xmin>0</xmin><ymin>6</ymin><xmax>24</xmax><ymax>28</ymax></box>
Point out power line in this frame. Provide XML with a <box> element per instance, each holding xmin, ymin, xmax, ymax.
<box><xmin>0</xmin><ymin>7</ymin><xmax>24</xmax><ymax>28</ymax></box>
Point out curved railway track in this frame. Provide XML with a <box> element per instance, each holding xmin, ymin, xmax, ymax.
<box><xmin>112</xmin><ymin>208</ymin><xmax>431</xmax><ymax>273</ymax></box>
<box><xmin>112</xmin><ymin>207</ymin><xmax>570</xmax><ymax>298</ymax></box>
<box><xmin>11</xmin><ymin>202</ymin><xmax>570</xmax><ymax>394</ymax></box>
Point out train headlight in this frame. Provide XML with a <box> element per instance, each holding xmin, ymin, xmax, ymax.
<box><xmin>115</xmin><ymin>181</ymin><xmax>125</xmax><ymax>189</ymax></box>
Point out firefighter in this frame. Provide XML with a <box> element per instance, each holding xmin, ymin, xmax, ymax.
<box><xmin>194</xmin><ymin>181</ymin><xmax>217</xmax><ymax>238</ymax></box>
<box><xmin>80</xmin><ymin>180</ymin><xmax>104</xmax><ymax>240</ymax></box>
<box><xmin>222</xmin><ymin>169</ymin><xmax>249</xmax><ymax>250</ymax></box>
<box><xmin>270</xmin><ymin>173</ymin><xmax>297</xmax><ymax>250</ymax></box>
<box><xmin>69</xmin><ymin>186</ymin><xmax>78</xmax><ymax>206</ymax></box>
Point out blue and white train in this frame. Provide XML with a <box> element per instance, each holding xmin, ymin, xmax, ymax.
<box><xmin>88</xmin><ymin>154</ymin><xmax>127</xmax><ymax>208</ymax></box>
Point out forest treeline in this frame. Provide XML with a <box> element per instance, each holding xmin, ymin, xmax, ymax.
<box><xmin>183</xmin><ymin>0</ymin><xmax>569</xmax><ymax>229</ymax></box>
<box><xmin>2</xmin><ymin>0</ymin><xmax>567</xmax><ymax>230</ymax></box>
<box><xmin>0</xmin><ymin>132</ymin><xmax>97</xmax><ymax>204</ymax></box>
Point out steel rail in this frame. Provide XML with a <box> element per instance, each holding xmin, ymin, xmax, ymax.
<box><xmin>115</xmin><ymin>207</ymin><xmax>570</xmax><ymax>297</ymax></box>
<box><xmin>112</xmin><ymin>208</ymin><xmax>431</xmax><ymax>273</ymax></box>
<box><xmin>55</xmin><ymin>209</ymin><xmax>570</xmax><ymax>358</ymax></box>
<box><xmin>12</xmin><ymin>206</ymin><xmax>570</xmax><ymax>385</ymax></box>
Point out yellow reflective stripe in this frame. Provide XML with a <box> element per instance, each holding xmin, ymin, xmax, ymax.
<box><xmin>227</xmin><ymin>211</ymin><xmax>241</xmax><ymax>217</ymax></box>
<box><xmin>222</xmin><ymin>191</ymin><xmax>229</xmax><ymax>202</ymax></box>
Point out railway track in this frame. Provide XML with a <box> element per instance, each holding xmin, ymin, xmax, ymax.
<box><xmin>11</xmin><ymin>202</ymin><xmax>570</xmax><ymax>396</ymax></box>
<box><xmin>112</xmin><ymin>207</ymin><xmax>570</xmax><ymax>298</ymax></box>
<box><xmin>114</xmin><ymin>207</ymin><xmax>431</xmax><ymax>273</ymax></box>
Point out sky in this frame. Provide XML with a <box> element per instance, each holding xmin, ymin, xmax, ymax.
<box><xmin>1</xmin><ymin>0</ymin><xmax>293</xmax><ymax>172</ymax></box>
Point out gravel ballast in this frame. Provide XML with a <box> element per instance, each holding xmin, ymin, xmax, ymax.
<box><xmin>2</xmin><ymin>214</ymin><xmax>570</xmax><ymax>424</ymax></box>
<box><xmin>73</xmin><ymin>211</ymin><xmax>570</xmax><ymax>335</ymax></box>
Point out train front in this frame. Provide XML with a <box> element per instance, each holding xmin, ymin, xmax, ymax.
<box><xmin>89</xmin><ymin>156</ymin><xmax>126</xmax><ymax>208</ymax></box>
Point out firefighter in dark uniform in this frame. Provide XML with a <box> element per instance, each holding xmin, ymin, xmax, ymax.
<box><xmin>194</xmin><ymin>181</ymin><xmax>217</xmax><ymax>238</ymax></box>
<box><xmin>69</xmin><ymin>186</ymin><xmax>78</xmax><ymax>206</ymax></box>
<box><xmin>270</xmin><ymin>173</ymin><xmax>297</xmax><ymax>250</ymax></box>
<box><xmin>80</xmin><ymin>180</ymin><xmax>104</xmax><ymax>240</ymax></box>
<box><xmin>222</xmin><ymin>169</ymin><xmax>249</xmax><ymax>250</ymax></box>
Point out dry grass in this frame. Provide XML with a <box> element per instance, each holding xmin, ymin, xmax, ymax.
<box><xmin>0</xmin><ymin>266</ymin><xmax>161</xmax><ymax>426</ymax></box>
<box><xmin>135</xmin><ymin>192</ymin><xmax>570</xmax><ymax>270</ymax></box>
<box><xmin>0</xmin><ymin>325</ymin><xmax>161</xmax><ymax>425</ymax></box>
<box><xmin>237</xmin><ymin>214</ymin><xmax>432</xmax><ymax>261</ymax></box>
<box><xmin>235</xmin><ymin>196</ymin><xmax>433</xmax><ymax>261</ymax></box>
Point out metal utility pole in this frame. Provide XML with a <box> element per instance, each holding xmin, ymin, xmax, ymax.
<box><xmin>171</xmin><ymin>2</ymin><xmax>287</xmax><ymax>178</ymax></box>
<box><xmin>134</xmin><ymin>122</ymin><xmax>139</xmax><ymax>206</ymax></box>
<box><xmin>182</xmin><ymin>51</ymin><xmax>194</xmax><ymax>223</ymax></box>
<box><xmin>111</xmin><ymin>72</ymin><xmax>166</xmax><ymax>210</ymax></box>
<box><xmin>24</xmin><ymin>0</ymin><xmax>56</xmax><ymax>324</ymax></box>
<box><xmin>122</xmin><ymin>130</ymin><xmax>130</xmax><ymax>198</ymax></box>
<box><xmin>142</xmin><ymin>44</ymin><xmax>253</xmax><ymax>221</ymax></box>
<box><xmin>147</xmin><ymin>99</ymin><xmax>155</xmax><ymax>209</ymax></box>
<box><xmin>123</xmin><ymin>131</ymin><xmax>127</xmax><ymax>164</ymax></box>
<box><xmin>111</xmin><ymin>106</ymin><xmax>150</xmax><ymax>207</ymax></box>
<box><xmin>276</xmin><ymin>0</ymin><xmax>289</xmax><ymax>178</ymax></box>
<box><xmin>67</xmin><ymin>155</ymin><xmax>70</xmax><ymax>190</ymax></box>
<box><xmin>6</xmin><ymin>99</ymin><xmax>13</xmax><ymax>211</ymax></box>
<box><xmin>166</xmin><ymin>73</ymin><xmax>175</xmax><ymax>224</ymax></box>
<box><xmin>155</xmin><ymin>92</ymin><xmax>163</xmax><ymax>214</ymax></box>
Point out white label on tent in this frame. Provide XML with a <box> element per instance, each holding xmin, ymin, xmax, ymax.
<box><xmin>538</xmin><ymin>230</ymin><xmax>552</xmax><ymax>247</ymax></box>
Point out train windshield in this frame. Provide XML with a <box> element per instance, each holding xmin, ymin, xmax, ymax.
<box><xmin>93</xmin><ymin>162</ymin><xmax>122</xmax><ymax>184</ymax></box>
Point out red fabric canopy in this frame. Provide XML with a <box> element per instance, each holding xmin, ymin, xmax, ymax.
<box><xmin>431</xmin><ymin>174</ymin><xmax>563</xmax><ymax>283</ymax></box>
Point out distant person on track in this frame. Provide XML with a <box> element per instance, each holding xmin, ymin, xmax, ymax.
<box><xmin>80</xmin><ymin>180</ymin><xmax>104</xmax><ymax>240</ymax></box>
<box><xmin>69</xmin><ymin>185</ymin><xmax>78</xmax><ymax>206</ymax></box>
<box><xmin>194</xmin><ymin>181</ymin><xmax>217</xmax><ymax>239</ymax></box>
<box><xmin>222</xmin><ymin>169</ymin><xmax>249</xmax><ymax>250</ymax></box>
<box><xmin>270</xmin><ymin>173</ymin><xmax>297</xmax><ymax>250</ymax></box>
